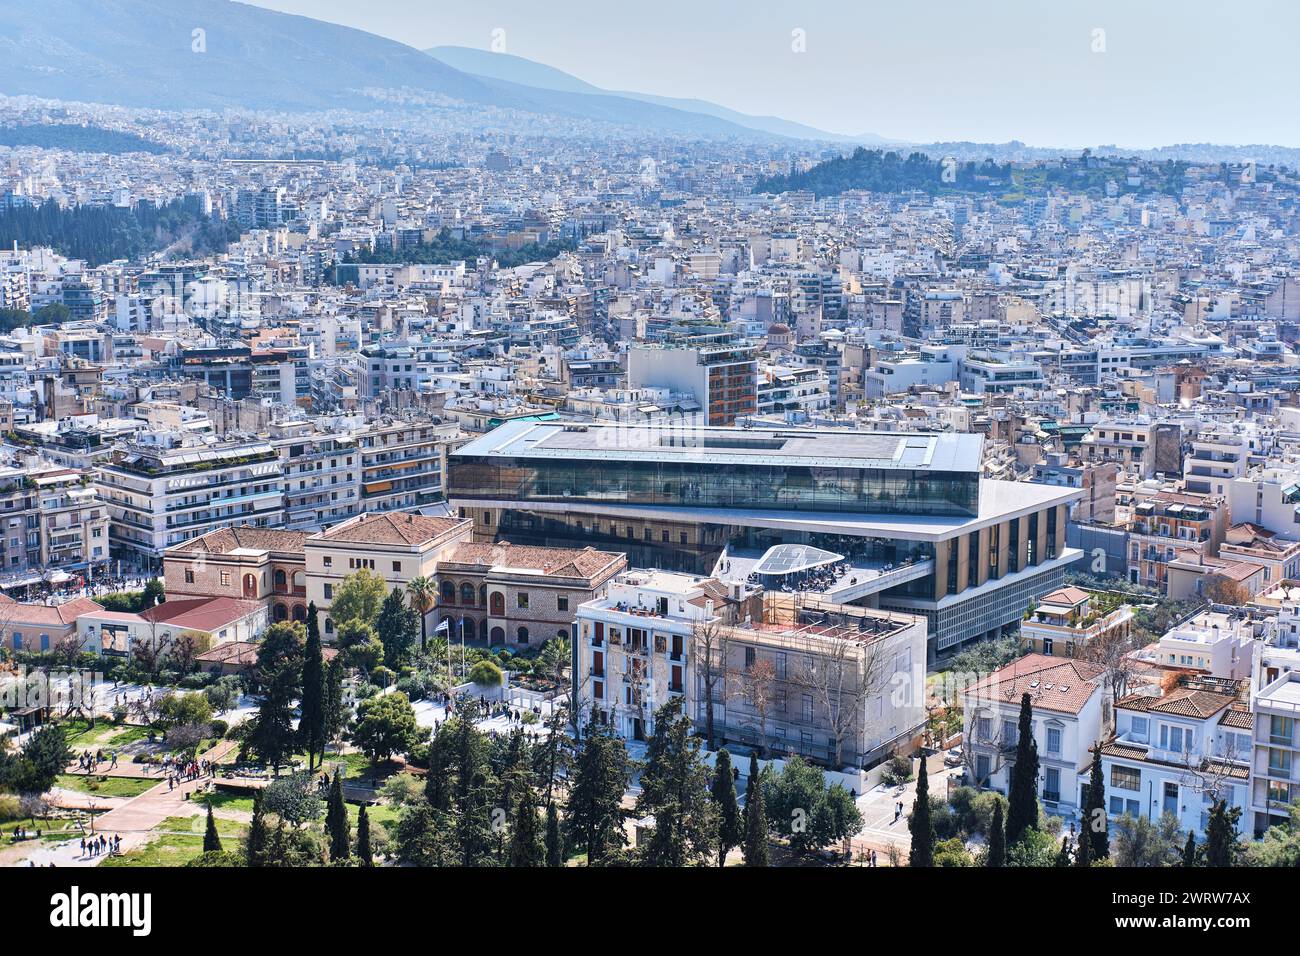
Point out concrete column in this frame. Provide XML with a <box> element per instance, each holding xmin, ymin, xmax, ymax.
<box><xmin>933</xmin><ymin>538</ymin><xmax>950</xmax><ymax>600</ymax></box>
<box><xmin>955</xmin><ymin>532</ymin><xmax>971</xmax><ymax>593</ymax></box>
<box><xmin>974</xmin><ymin>526</ymin><xmax>990</xmax><ymax>586</ymax></box>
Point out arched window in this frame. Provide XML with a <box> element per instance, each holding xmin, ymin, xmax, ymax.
<box><xmin>292</xmin><ymin>605</ymin><xmax>306</xmax><ymax>622</ymax></box>
<box><xmin>479</xmin><ymin>618</ymin><xmax>489</xmax><ymax>642</ymax></box>
<box><xmin>479</xmin><ymin>584</ymin><xmax>487</xmax><ymax>606</ymax></box>
<box><xmin>441</xmin><ymin>580</ymin><xmax>456</xmax><ymax>604</ymax></box>
<box><xmin>557</xmin><ymin>628</ymin><xmax>568</xmax><ymax>640</ymax></box>
<box><xmin>490</xmin><ymin>626</ymin><xmax>504</xmax><ymax>644</ymax></box>
<box><xmin>274</xmin><ymin>603</ymin><xmax>288</xmax><ymax>622</ymax></box>
<box><xmin>324</xmin><ymin>618</ymin><xmax>334</xmax><ymax>634</ymax></box>
<box><xmin>517</xmin><ymin>626</ymin><xmax>529</xmax><ymax>645</ymax></box>
<box><xmin>243</xmin><ymin>574</ymin><xmax>257</xmax><ymax>598</ymax></box>
<box><xmin>460</xmin><ymin>582</ymin><xmax>475</xmax><ymax>605</ymax></box>
<box><xmin>292</xmin><ymin>570</ymin><xmax>305</xmax><ymax>590</ymax></box>
<box><xmin>274</xmin><ymin>569</ymin><xmax>287</xmax><ymax>590</ymax></box>
<box><xmin>489</xmin><ymin>592</ymin><xmax>505</xmax><ymax>616</ymax></box>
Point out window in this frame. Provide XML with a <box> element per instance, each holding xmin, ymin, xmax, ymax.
<box><xmin>1269</xmin><ymin>748</ymin><xmax>1293</xmax><ymax>777</ymax></box>
<box><xmin>1046</xmin><ymin>726</ymin><xmax>1062</xmax><ymax>755</ymax></box>
<box><xmin>1130</xmin><ymin>716</ymin><xmax>1149</xmax><ymax>743</ymax></box>
<box><xmin>745</xmin><ymin>647</ymin><xmax>756</xmax><ymax>668</ymax></box>
<box><xmin>517</xmin><ymin>626</ymin><xmax>529</xmax><ymax>645</ymax></box>
<box><xmin>1271</xmin><ymin>715</ymin><xmax>1295</xmax><ymax>746</ymax></box>
<box><xmin>976</xmin><ymin>716</ymin><xmax>992</xmax><ymax>740</ymax></box>
<box><xmin>323</xmin><ymin>556</ymin><xmax>333</xmax><ymax>568</ymax></box>
<box><xmin>1110</xmin><ymin>766</ymin><xmax>1141</xmax><ymax>791</ymax></box>
<box><xmin>392</xmin><ymin>561</ymin><xmax>402</xmax><ymax>573</ymax></box>
<box><xmin>557</xmin><ymin>596</ymin><xmax>569</xmax><ymax>612</ymax></box>
<box><xmin>323</xmin><ymin>584</ymin><xmax>333</xmax><ymax>600</ymax></box>
<box><xmin>220</xmin><ymin>570</ymin><xmax>231</xmax><ymax>587</ymax></box>
<box><xmin>184</xmin><ymin>569</ymin><xmax>195</xmax><ymax>584</ymax></box>
<box><xmin>801</xmin><ymin>694</ymin><xmax>813</xmax><ymax>721</ymax></box>
<box><xmin>1044</xmin><ymin>767</ymin><xmax>1060</xmax><ymax>803</ymax></box>
<box><xmin>517</xmin><ymin>592</ymin><xmax>529</xmax><ymax>610</ymax></box>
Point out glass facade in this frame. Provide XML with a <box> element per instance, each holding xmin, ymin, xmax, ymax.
<box><xmin>449</xmin><ymin>455</ymin><xmax>979</xmax><ymax>517</ymax></box>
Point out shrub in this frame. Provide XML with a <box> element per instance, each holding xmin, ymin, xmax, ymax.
<box><xmin>881</xmin><ymin>754</ymin><xmax>913</xmax><ymax>786</ymax></box>
<box><xmin>208</xmin><ymin>719</ymin><xmax>229</xmax><ymax>739</ymax></box>
<box><xmin>0</xmin><ymin>793</ymin><xmax>22</xmax><ymax>822</ymax></box>
<box><xmin>468</xmin><ymin>659</ymin><xmax>503</xmax><ymax>688</ymax></box>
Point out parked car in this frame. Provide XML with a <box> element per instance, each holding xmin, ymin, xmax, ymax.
<box><xmin>943</xmin><ymin>747</ymin><xmax>963</xmax><ymax>768</ymax></box>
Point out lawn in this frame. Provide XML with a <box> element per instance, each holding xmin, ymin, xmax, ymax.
<box><xmin>100</xmin><ymin>832</ymin><xmax>204</xmax><ymax>867</ymax></box>
<box><xmin>59</xmin><ymin>719</ymin><xmax>152</xmax><ymax>748</ymax></box>
<box><xmin>55</xmin><ymin>773</ymin><xmax>157</xmax><ymax>798</ymax></box>
<box><xmin>200</xmin><ymin>790</ymin><xmax>256</xmax><ymax>815</ymax></box>
<box><xmin>157</xmin><ymin>814</ymin><xmax>247</xmax><ymax>839</ymax></box>
<box><xmin>345</xmin><ymin>800</ymin><xmax>400</xmax><ymax>831</ymax></box>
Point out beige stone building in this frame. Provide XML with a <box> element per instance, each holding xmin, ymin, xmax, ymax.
<box><xmin>163</xmin><ymin>527</ymin><xmax>309</xmax><ymax>624</ymax></box>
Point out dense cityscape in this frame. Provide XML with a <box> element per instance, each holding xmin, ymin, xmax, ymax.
<box><xmin>0</xmin><ymin>5</ymin><xmax>1293</xmax><ymax>923</ymax></box>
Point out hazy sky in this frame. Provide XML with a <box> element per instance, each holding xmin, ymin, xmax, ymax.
<box><xmin>249</xmin><ymin>0</ymin><xmax>1300</xmax><ymax>147</ymax></box>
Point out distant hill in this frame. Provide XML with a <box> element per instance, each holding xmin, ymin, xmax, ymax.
<box><xmin>0</xmin><ymin>123</ymin><xmax>167</xmax><ymax>153</ymax></box>
<box><xmin>428</xmin><ymin>45</ymin><xmax>887</xmax><ymax>145</ymax></box>
<box><xmin>0</xmin><ymin>0</ymin><xmax>785</xmax><ymax>139</ymax></box>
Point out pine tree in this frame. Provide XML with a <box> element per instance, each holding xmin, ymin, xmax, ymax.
<box><xmin>742</xmin><ymin>751</ymin><xmax>768</xmax><ymax>866</ymax></box>
<box><xmin>300</xmin><ymin>603</ymin><xmax>326</xmax><ymax>771</ymax></box>
<box><xmin>710</xmin><ymin>748</ymin><xmax>742</xmax><ymax>867</ymax></box>
<box><xmin>1182</xmin><ymin>830</ymin><xmax>1197</xmax><ymax>867</ymax></box>
<box><xmin>567</xmin><ymin>721</ymin><xmax>631</xmax><ymax>865</ymax></box>
<box><xmin>545</xmin><ymin>802</ymin><xmax>563</xmax><ymax>867</ymax></box>
<box><xmin>636</xmin><ymin>697</ymin><xmax>715</xmax><ymax>866</ymax></box>
<box><xmin>986</xmin><ymin>799</ymin><xmax>1006</xmax><ymax>867</ymax></box>
<box><xmin>326</xmin><ymin>771</ymin><xmax>351</xmax><ymax>862</ymax></box>
<box><xmin>245</xmin><ymin>789</ymin><xmax>268</xmax><ymax>867</ymax></box>
<box><xmin>1055</xmin><ymin>836</ymin><xmax>1072</xmax><ymax>867</ymax></box>
<box><xmin>1005</xmin><ymin>693</ymin><xmax>1040</xmax><ymax>847</ymax></box>
<box><xmin>1204</xmin><ymin>799</ymin><xmax>1242</xmax><ymax>867</ymax></box>
<box><xmin>203</xmin><ymin>804</ymin><xmax>222</xmax><ymax>854</ymax></box>
<box><xmin>1084</xmin><ymin>746</ymin><xmax>1110</xmax><ymax>860</ymax></box>
<box><xmin>509</xmin><ymin>788</ymin><xmax>544</xmax><ymax>867</ymax></box>
<box><xmin>356</xmin><ymin>804</ymin><xmax>373</xmax><ymax>867</ymax></box>
<box><xmin>908</xmin><ymin>754</ymin><xmax>934</xmax><ymax>867</ymax></box>
<box><xmin>248</xmin><ymin>665</ymin><xmax>297</xmax><ymax>774</ymax></box>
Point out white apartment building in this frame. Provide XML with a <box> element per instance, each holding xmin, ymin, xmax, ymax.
<box><xmin>961</xmin><ymin>654</ymin><xmax>1110</xmax><ymax>820</ymax></box>
<box><xmin>1101</xmin><ymin>677</ymin><xmax>1250</xmax><ymax>839</ymax></box>
<box><xmin>1184</xmin><ymin>432</ymin><xmax>1250</xmax><ymax>499</ymax></box>
<box><xmin>1249</xmin><ymin>627</ymin><xmax>1300</xmax><ymax>837</ymax></box>
<box><xmin>1136</xmin><ymin>607</ymin><xmax>1255</xmax><ymax>679</ymax></box>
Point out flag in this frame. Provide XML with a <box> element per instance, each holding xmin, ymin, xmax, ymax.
<box><xmin>434</xmin><ymin>618</ymin><xmax>450</xmax><ymax>636</ymax></box>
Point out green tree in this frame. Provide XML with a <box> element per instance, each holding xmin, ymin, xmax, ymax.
<box><xmin>1083</xmin><ymin>746</ymin><xmax>1110</xmax><ymax>860</ymax></box>
<box><xmin>356</xmin><ymin>803</ymin><xmax>374</xmax><ymax>866</ymax></box>
<box><xmin>1204</xmin><ymin>799</ymin><xmax>1242</xmax><ymax>867</ymax></box>
<box><xmin>765</xmin><ymin>756</ymin><xmax>863</xmax><ymax>857</ymax></box>
<box><xmin>245</xmin><ymin>789</ymin><xmax>269</xmax><ymax>867</ymax></box>
<box><xmin>509</xmin><ymin>788</ymin><xmax>544</xmax><ymax>867</ymax></box>
<box><xmin>1054</xmin><ymin>836</ymin><xmax>1072</xmax><ymax>867</ymax></box>
<box><xmin>635</xmin><ymin>697</ymin><xmax>715</xmax><ymax>866</ymax></box>
<box><xmin>909</xmin><ymin>756</ymin><xmax>934</xmax><ymax>867</ymax></box>
<box><xmin>1114</xmin><ymin>812</ymin><xmax>1182</xmax><ymax>867</ymax></box>
<box><xmin>986</xmin><ymin>799</ymin><xmax>1006</xmax><ymax>867</ymax></box>
<box><xmin>299</xmin><ymin>602</ymin><xmax>326</xmax><ymax>771</ymax></box>
<box><xmin>1182</xmin><ymin>830</ymin><xmax>1197</xmax><ymax>867</ymax></box>
<box><xmin>710</xmin><ymin>748</ymin><xmax>742</xmax><ymax>867</ymax></box>
<box><xmin>566</xmin><ymin>722</ymin><xmax>630</xmax><ymax>865</ymax></box>
<box><xmin>468</xmin><ymin>659</ymin><xmax>503</xmax><ymax>688</ymax></box>
<box><xmin>545</xmin><ymin>802</ymin><xmax>563</xmax><ymax>866</ymax></box>
<box><xmin>330</xmin><ymin>568</ymin><xmax>387</xmax><ymax>629</ymax></box>
<box><xmin>375</xmin><ymin>588</ymin><xmax>419</xmax><ymax>667</ymax></box>
<box><xmin>325</xmin><ymin>771</ymin><xmax>351</xmax><ymax>862</ymax></box>
<box><xmin>1075</xmin><ymin>823</ymin><xmax>1094</xmax><ymax>867</ymax></box>
<box><xmin>337</xmin><ymin>619</ymin><xmax>383</xmax><ymax>674</ymax></box>
<box><xmin>353</xmin><ymin>692</ymin><xmax>418</xmax><ymax>764</ymax></box>
<box><xmin>323</xmin><ymin>655</ymin><xmax>346</xmax><ymax>748</ymax></box>
<box><xmin>1005</xmin><ymin>693</ymin><xmax>1040</xmax><ymax>846</ymax></box>
<box><xmin>934</xmin><ymin>836</ymin><xmax>975</xmax><ymax>866</ymax></box>
<box><xmin>263</xmin><ymin>772</ymin><xmax>323</xmax><ymax>828</ymax></box>
<box><xmin>742</xmin><ymin>751</ymin><xmax>768</xmax><ymax>866</ymax></box>
<box><xmin>141</xmin><ymin>578</ymin><xmax>165</xmax><ymax>609</ymax></box>
<box><xmin>14</xmin><ymin>725</ymin><xmax>70</xmax><ymax>795</ymax></box>
<box><xmin>246</xmin><ymin>665</ymin><xmax>297</xmax><ymax>774</ymax></box>
<box><xmin>254</xmin><ymin>621</ymin><xmax>306</xmax><ymax>695</ymax></box>
<box><xmin>203</xmin><ymin>804</ymin><xmax>222</xmax><ymax>854</ymax></box>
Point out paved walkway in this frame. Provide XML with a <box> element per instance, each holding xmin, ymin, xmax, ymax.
<box><xmin>4</xmin><ymin>739</ymin><xmax>240</xmax><ymax>867</ymax></box>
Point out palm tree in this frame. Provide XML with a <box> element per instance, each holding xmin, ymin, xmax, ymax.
<box><xmin>407</xmin><ymin>577</ymin><xmax>437</xmax><ymax>651</ymax></box>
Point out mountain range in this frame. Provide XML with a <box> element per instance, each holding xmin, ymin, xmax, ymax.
<box><xmin>0</xmin><ymin>0</ymin><xmax>870</xmax><ymax>142</ymax></box>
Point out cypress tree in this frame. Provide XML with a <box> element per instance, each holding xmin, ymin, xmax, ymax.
<box><xmin>509</xmin><ymin>789</ymin><xmax>544</xmax><ymax>867</ymax></box>
<box><xmin>323</xmin><ymin>655</ymin><xmax>346</xmax><ymax>749</ymax></box>
<box><xmin>545</xmin><ymin>802</ymin><xmax>563</xmax><ymax>867</ymax></box>
<box><xmin>986</xmin><ymin>799</ymin><xmax>1006</xmax><ymax>867</ymax></box>
<box><xmin>1005</xmin><ymin>693</ymin><xmax>1040</xmax><ymax>847</ymax></box>
<box><xmin>710</xmin><ymin>748</ymin><xmax>742</xmax><ymax>868</ymax></box>
<box><xmin>1074</xmin><ymin>824</ymin><xmax>1093</xmax><ymax>867</ymax></box>
<box><xmin>356</xmin><ymin>804</ymin><xmax>373</xmax><ymax>866</ymax></box>
<box><xmin>742</xmin><ymin>751</ymin><xmax>768</xmax><ymax>866</ymax></box>
<box><xmin>245</xmin><ymin>789</ymin><xmax>268</xmax><ymax>867</ymax></box>
<box><xmin>1182</xmin><ymin>830</ymin><xmax>1197</xmax><ymax>867</ymax></box>
<box><xmin>300</xmin><ymin>603</ymin><xmax>326</xmax><ymax>772</ymax></box>
<box><xmin>1055</xmin><ymin>836</ymin><xmax>1072</xmax><ymax>867</ymax></box>
<box><xmin>1084</xmin><ymin>746</ymin><xmax>1110</xmax><ymax>860</ymax></box>
<box><xmin>203</xmin><ymin>803</ymin><xmax>222</xmax><ymax>854</ymax></box>
<box><xmin>1204</xmin><ymin>799</ymin><xmax>1242</xmax><ymax>867</ymax></box>
<box><xmin>326</xmin><ymin>771</ymin><xmax>351</xmax><ymax>862</ymax></box>
<box><xmin>908</xmin><ymin>754</ymin><xmax>934</xmax><ymax>867</ymax></box>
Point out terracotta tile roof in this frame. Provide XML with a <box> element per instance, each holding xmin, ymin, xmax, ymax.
<box><xmin>315</xmin><ymin>512</ymin><xmax>468</xmax><ymax>546</ymax></box>
<box><xmin>1117</xmin><ymin>685</ymin><xmax>1235</xmax><ymax>720</ymax></box>
<box><xmin>131</xmin><ymin>597</ymin><xmax>263</xmax><ymax>633</ymax></box>
<box><xmin>440</xmin><ymin>542</ymin><xmax>624</xmax><ymax>580</ymax></box>
<box><xmin>1100</xmin><ymin>739</ymin><xmax>1250</xmax><ymax>780</ymax></box>
<box><xmin>963</xmin><ymin>654</ymin><xmax>1107</xmax><ymax>715</ymax></box>
<box><xmin>3</xmin><ymin>596</ymin><xmax>103</xmax><ymax>627</ymax></box>
<box><xmin>172</xmin><ymin>526</ymin><xmax>307</xmax><ymax>555</ymax></box>
<box><xmin>1221</xmin><ymin>707</ymin><xmax>1254</xmax><ymax>730</ymax></box>
<box><xmin>1039</xmin><ymin>586</ymin><xmax>1091</xmax><ymax>607</ymax></box>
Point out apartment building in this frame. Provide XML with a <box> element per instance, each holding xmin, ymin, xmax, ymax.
<box><xmin>627</xmin><ymin>337</ymin><xmax>758</xmax><ymax>426</ymax></box>
<box><xmin>1126</xmin><ymin>491</ymin><xmax>1227</xmax><ymax>590</ymax></box>
<box><xmin>434</xmin><ymin>541</ymin><xmax>625</xmax><ymax>646</ymax></box>
<box><xmin>1101</xmin><ymin>675</ymin><xmax>1250</xmax><ymax>839</ymax></box>
<box><xmin>1020</xmin><ymin>586</ymin><xmax>1134</xmax><ymax>658</ymax></box>
<box><xmin>97</xmin><ymin>439</ymin><xmax>284</xmax><ymax>570</ymax></box>
<box><xmin>0</xmin><ymin>463</ymin><xmax>109</xmax><ymax>589</ymax></box>
<box><xmin>1249</xmin><ymin>634</ymin><xmax>1300</xmax><ymax>837</ymax></box>
<box><xmin>1079</xmin><ymin>419</ymin><xmax>1182</xmax><ymax>479</ymax></box>
<box><xmin>356</xmin><ymin>419</ymin><xmax>461</xmax><ymax>513</ymax></box>
<box><xmin>1183</xmin><ymin>431</ymin><xmax>1250</xmax><ymax>498</ymax></box>
<box><xmin>269</xmin><ymin>423</ymin><xmax>362</xmax><ymax>531</ymax></box>
<box><xmin>961</xmin><ymin>654</ymin><xmax>1110</xmax><ymax>819</ymax></box>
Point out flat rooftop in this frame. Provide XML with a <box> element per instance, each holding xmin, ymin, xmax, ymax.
<box><xmin>453</xmin><ymin>420</ymin><xmax>983</xmax><ymax>472</ymax></box>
